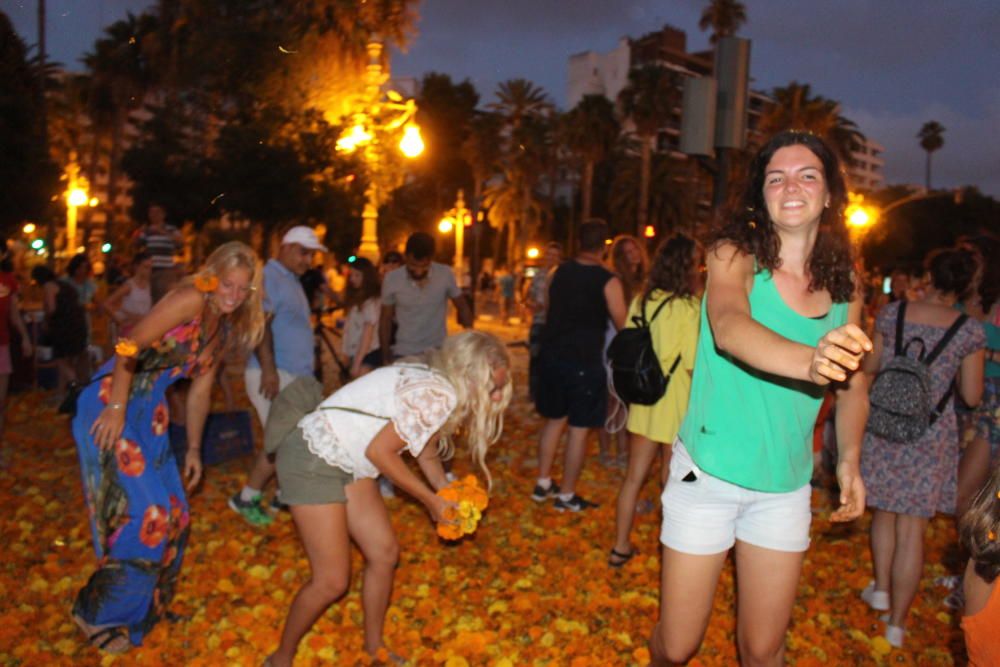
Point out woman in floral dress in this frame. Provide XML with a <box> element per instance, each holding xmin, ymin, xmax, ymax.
<box><xmin>70</xmin><ymin>242</ymin><xmax>265</xmax><ymax>654</ymax></box>
<box><xmin>860</xmin><ymin>246</ymin><xmax>985</xmax><ymax>647</ymax></box>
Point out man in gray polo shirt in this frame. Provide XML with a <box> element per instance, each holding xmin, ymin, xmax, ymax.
<box><xmin>229</xmin><ymin>225</ymin><xmax>327</xmax><ymax>526</ymax></box>
<box><xmin>380</xmin><ymin>232</ymin><xmax>472</xmax><ymax>364</ymax></box>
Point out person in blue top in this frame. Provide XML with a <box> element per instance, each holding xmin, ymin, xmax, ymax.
<box><xmin>648</xmin><ymin>131</ymin><xmax>873</xmax><ymax>666</ymax></box>
<box><xmin>230</xmin><ymin>226</ymin><xmax>328</xmax><ymax>526</ymax></box>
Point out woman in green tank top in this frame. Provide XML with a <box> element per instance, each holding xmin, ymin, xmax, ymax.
<box><xmin>648</xmin><ymin>132</ymin><xmax>873</xmax><ymax>666</ymax></box>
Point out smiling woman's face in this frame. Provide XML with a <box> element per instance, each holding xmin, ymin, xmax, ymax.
<box><xmin>762</xmin><ymin>144</ymin><xmax>830</xmax><ymax>232</ymax></box>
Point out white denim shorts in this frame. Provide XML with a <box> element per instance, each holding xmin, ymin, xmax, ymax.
<box><xmin>660</xmin><ymin>440</ymin><xmax>812</xmax><ymax>555</ymax></box>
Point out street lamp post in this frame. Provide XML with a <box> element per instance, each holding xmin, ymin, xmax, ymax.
<box><xmin>64</xmin><ymin>152</ymin><xmax>96</xmax><ymax>257</ymax></box>
<box><xmin>337</xmin><ymin>37</ymin><xmax>424</xmax><ymax>262</ymax></box>
<box><xmin>437</xmin><ymin>190</ymin><xmax>471</xmax><ymax>279</ymax></box>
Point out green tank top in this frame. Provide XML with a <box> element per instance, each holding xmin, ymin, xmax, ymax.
<box><xmin>678</xmin><ymin>269</ymin><xmax>848</xmax><ymax>492</ymax></box>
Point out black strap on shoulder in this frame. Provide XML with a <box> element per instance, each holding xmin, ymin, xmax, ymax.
<box><xmin>923</xmin><ymin>314</ymin><xmax>969</xmax><ymax>367</ymax></box>
<box><xmin>638</xmin><ymin>294</ymin><xmax>670</xmax><ymax>328</ymax></box>
<box><xmin>894</xmin><ymin>301</ymin><xmax>907</xmax><ymax>356</ymax></box>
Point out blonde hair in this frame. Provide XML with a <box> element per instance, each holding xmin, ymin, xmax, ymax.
<box><xmin>185</xmin><ymin>241</ymin><xmax>266</xmax><ymax>351</ymax></box>
<box><xmin>418</xmin><ymin>331</ymin><xmax>512</xmax><ymax>488</ymax></box>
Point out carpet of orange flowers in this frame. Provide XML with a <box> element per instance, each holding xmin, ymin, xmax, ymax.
<box><xmin>0</xmin><ymin>334</ymin><xmax>967</xmax><ymax>666</ymax></box>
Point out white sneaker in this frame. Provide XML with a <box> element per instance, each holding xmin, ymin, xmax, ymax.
<box><xmin>885</xmin><ymin>624</ymin><xmax>905</xmax><ymax>648</ymax></box>
<box><xmin>861</xmin><ymin>581</ymin><xmax>890</xmax><ymax>611</ymax></box>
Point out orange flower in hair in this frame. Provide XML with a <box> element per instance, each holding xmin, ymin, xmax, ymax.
<box><xmin>436</xmin><ymin>475</ymin><xmax>489</xmax><ymax>541</ymax></box>
<box><xmin>193</xmin><ymin>274</ymin><xmax>219</xmax><ymax>293</ymax></box>
<box><xmin>989</xmin><ymin>530</ymin><xmax>997</xmax><ymax>542</ymax></box>
<box><xmin>115</xmin><ymin>337</ymin><xmax>139</xmax><ymax>358</ymax></box>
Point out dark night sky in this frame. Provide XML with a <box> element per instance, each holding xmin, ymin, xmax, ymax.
<box><xmin>7</xmin><ymin>0</ymin><xmax>1000</xmax><ymax>196</ymax></box>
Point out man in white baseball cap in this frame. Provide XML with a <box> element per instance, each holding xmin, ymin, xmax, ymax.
<box><xmin>230</xmin><ymin>225</ymin><xmax>327</xmax><ymax>526</ymax></box>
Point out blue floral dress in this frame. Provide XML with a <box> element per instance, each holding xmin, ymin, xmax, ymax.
<box><xmin>71</xmin><ymin>315</ymin><xmax>218</xmax><ymax>645</ymax></box>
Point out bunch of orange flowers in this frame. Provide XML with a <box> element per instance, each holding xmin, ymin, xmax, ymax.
<box><xmin>436</xmin><ymin>475</ymin><xmax>489</xmax><ymax>541</ymax></box>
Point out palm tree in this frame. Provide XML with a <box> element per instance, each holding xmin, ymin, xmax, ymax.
<box><xmin>617</xmin><ymin>65</ymin><xmax>683</xmax><ymax>235</ymax></box>
<box><xmin>758</xmin><ymin>82</ymin><xmax>865</xmax><ymax>166</ymax></box>
<box><xmin>698</xmin><ymin>0</ymin><xmax>748</xmax><ymax>44</ymax></box>
<box><xmin>562</xmin><ymin>95</ymin><xmax>620</xmax><ymax>221</ymax></box>
<box><xmin>488</xmin><ymin>79</ymin><xmax>552</xmax><ymax>262</ymax></box>
<box><xmin>488</xmin><ymin>79</ymin><xmax>551</xmax><ymax>132</ymax></box>
<box><xmin>917</xmin><ymin>121</ymin><xmax>945</xmax><ymax>191</ymax></box>
<box><xmin>84</xmin><ymin>12</ymin><xmax>159</xmax><ymax>242</ymax></box>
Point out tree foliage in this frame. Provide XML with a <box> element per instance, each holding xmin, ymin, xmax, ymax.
<box><xmin>698</xmin><ymin>0</ymin><xmax>748</xmax><ymax>44</ymax></box>
<box><xmin>758</xmin><ymin>81</ymin><xmax>865</xmax><ymax>166</ymax></box>
<box><xmin>0</xmin><ymin>12</ymin><xmax>59</xmax><ymax>233</ymax></box>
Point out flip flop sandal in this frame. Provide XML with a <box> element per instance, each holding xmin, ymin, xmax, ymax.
<box><xmin>87</xmin><ymin>626</ymin><xmax>131</xmax><ymax>654</ymax></box>
<box><xmin>608</xmin><ymin>547</ymin><xmax>636</xmax><ymax>568</ymax></box>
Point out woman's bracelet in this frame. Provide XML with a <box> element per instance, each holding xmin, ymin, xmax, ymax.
<box><xmin>108</xmin><ymin>402</ymin><xmax>124</xmax><ymax>411</ymax></box>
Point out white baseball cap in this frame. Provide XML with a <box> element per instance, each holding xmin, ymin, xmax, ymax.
<box><xmin>281</xmin><ymin>226</ymin><xmax>327</xmax><ymax>252</ymax></box>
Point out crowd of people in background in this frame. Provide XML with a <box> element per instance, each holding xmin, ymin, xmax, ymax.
<box><xmin>1</xmin><ymin>129</ymin><xmax>997</xmax><ymax>665</ymax></box>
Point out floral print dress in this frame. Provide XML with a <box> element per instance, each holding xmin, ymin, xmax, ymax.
<box><xmin>862</xmin><ymin>301</ymin><xmax>986</xmax><ymax>517</ymax></box>
<box><xmin>70</xmin><ymin>316</ymin><xmax>218</xmax><ymax>645</ymax></box>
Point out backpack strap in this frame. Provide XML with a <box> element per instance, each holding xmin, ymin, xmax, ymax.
<box><xmin>665</xmin><ymin>354</ymin><xmax>682</xmax><ymax>376</ymax></box>
<box><xmin>635</xmin><ymin>293</ymin><xmax>670</xmax><ymax>328</ymax></box>
<box><xmin>929</xmin><ymin>380</ymin><xmax>955</xmax><ymax>426</ymax></box>
<box><xmin>923</xmin><ymin>314</ymin><xmax>969</xmax><ymax>366</ymax></box>
<box><xmin>893</xmin><ymin>301</ymin><xmax>907</xmax><ymax>356</ymax></box>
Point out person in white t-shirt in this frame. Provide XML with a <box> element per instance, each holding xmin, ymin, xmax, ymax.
<box><xmin>263</xmin><ymin>331</ymin><xmax>512</xmax><ymax>666</ymax></box>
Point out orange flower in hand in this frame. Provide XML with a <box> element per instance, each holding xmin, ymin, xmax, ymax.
<box><xmin>193</xmin><ymin>273</ymin><xmax>219</xmax><ymax>293</ymax></box>
<box><xmin>115</xmin><ymin>337</ymin><xmax>139</xmax><ymax>358</ymax></box>
<box><xmin>436</xmin><ymin>475</ymin><xmax>488</xmax><ymax>541</ymax></box>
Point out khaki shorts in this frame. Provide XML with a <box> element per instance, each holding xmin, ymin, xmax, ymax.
<box><xmin>275</xmin><ymin>426</ymin><xmax>351</xmax><ymax>506</ymax></box>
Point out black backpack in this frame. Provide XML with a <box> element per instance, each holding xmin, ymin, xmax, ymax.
<box><xmin>606</xmin><ymin>296</ymin><xmax>681</xmax><ymax>405</ymax></box>
<box><xmin>866</xmin><ymin>301</ymin><xmax>968</xmax><ymax>443</ymax></box>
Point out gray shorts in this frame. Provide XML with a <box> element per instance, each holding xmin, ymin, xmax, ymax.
<box><xmin>275</xmin><ymin>426</ymin><xmax>352</xmax><ymax>505</ymax></box>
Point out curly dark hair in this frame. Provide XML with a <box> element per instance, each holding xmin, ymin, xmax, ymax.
<box><xmin>710</xmin><ymin>130</ymin><xmax>856</xmax><ymax>303</ymax></box>
<box><xmin>925</xmin><ymin>246</ymin><xmax>978</xmax><ymax>300</ymax></box>
<box><xmin>643</xmin><ymin>234</ymin><xmax>699</xmax><ymax>305</ymax></box>
<box><xmin>343</xmin><ymin>257</ymin><xmax>380</xmax><ymax>310</ymax></box>
<box><xmin>959</xmin><ymin>462</ymin><xmax>1000</xmax><ymax>583</ymax></box>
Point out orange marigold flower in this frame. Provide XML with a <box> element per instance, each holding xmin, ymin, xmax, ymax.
<box><xmin>115</xmin><ymin>337</ymin><xmax>139</xmax><ymax>358</ymax></box>
<box><xmin>193</xmin><ymin>273</ymin><xmax>219</xmax><ymax>293</ymax></box>
<box><xmin>436</xmin><ymin>476</ymin><xmax>488</xmax><ymax>541</ymax></box>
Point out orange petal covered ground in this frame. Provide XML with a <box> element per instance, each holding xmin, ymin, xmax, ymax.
<box><xmin>0</xmin><ymin>324</ymin><xmax>967</xmax><ymax>665</ymax></box>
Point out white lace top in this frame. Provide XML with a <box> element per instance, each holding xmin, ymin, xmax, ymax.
<box><xmin>298</xmin><ymin>364</ymin><xmax>457</xmax><ymax>480</ymax></box>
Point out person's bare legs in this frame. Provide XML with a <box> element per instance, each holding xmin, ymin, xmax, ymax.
<box><xmin>888</xmin><ymin>514</ymin><xmax>928</xmax><ymax>629</ymax></box>
<box><xmin>536</xmin><ymin>417</ymin><xmax>567</xmax><ymax>480</ymax></box>
<box><xmin>648</xmin><ymin>546</ymin><xmax>728</xmax><ymax>665</ymax></box>
<box><xmin>734</xmin><ymin>541</ymin><xmax>804</xmax><ymax>666</ymax></box>
<box><xmin>612</xmin><ymin>434</ymin><xmax>660</xmax><ymax>558</ymax></box>
<box><xmin>957</xmin><ymin>437</ymin><xmax>991</xmax><ymax>517</ymax></box>
<box><xmin>870</xmin><ymin>509</ymin><xmax>895</xmax><ymax>596</ymax></box>
<box><xmin>269</xmin><ymin>503</ymin><xmax>350</xmax><ymax>667</ymax></box>
<box><xmin>345</xmin><ymin>478</ymin><xmax>399</xmax><ymax>656</ymax></box>
<box><xmin>559</xmin><ymin>426</ymin><xmax>590</xmax><ymax>497</ymax></box>
<box><xmin>247</xmin><ymin>449</ymin><xmax>277</xmax><ymax>492</ymax></box>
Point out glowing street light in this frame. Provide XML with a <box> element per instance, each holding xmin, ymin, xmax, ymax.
<box><xmin>526</xmin><ymin>246</ymin><xmax>540</xmax><ymax>260</ymax></box>
<box><xmin>22</xmin><ymin>223</ymin><xmax>36</xmax><ymax>235</ymax></box>
<box><xmin>63</xmin><ymin>152</ymin><xmax>96</xmax><ymax>256</ymax></box>
<box><xmin>336</xmin><ymin>37</ymin><xmax>425</xmax><ymax>261</ymax></box>
<box><xmin>845</xmin><ymin>193</ymin><xmax>878</xmax><ymax>233</ymax></box>
<box><xmin>438</xmin><ymin>217</ymin><xmax>454</xmax><ymax>234</ymax></box>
